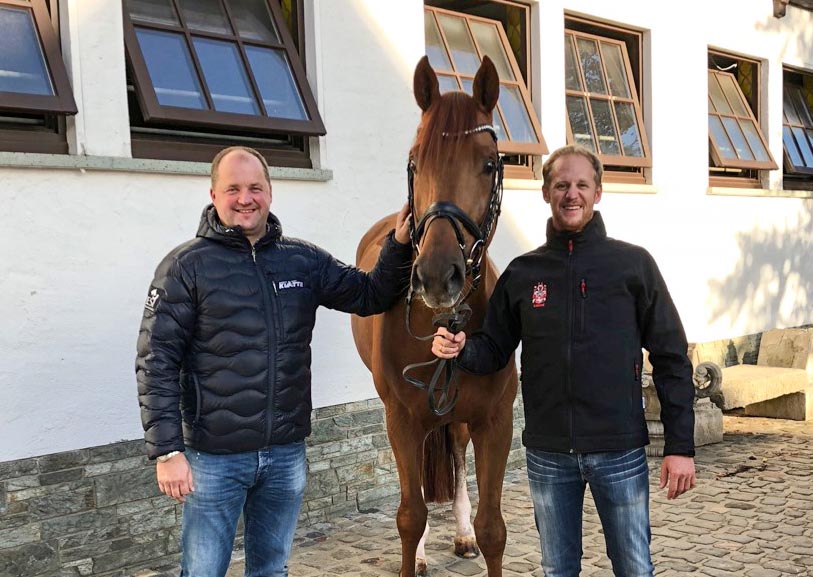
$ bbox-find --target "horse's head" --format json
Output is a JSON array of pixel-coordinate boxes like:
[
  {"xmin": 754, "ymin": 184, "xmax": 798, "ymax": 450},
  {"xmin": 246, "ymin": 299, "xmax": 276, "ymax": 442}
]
[{"xmin": 408, "ymin": 55, "xmax": 502, "ymax": 310}]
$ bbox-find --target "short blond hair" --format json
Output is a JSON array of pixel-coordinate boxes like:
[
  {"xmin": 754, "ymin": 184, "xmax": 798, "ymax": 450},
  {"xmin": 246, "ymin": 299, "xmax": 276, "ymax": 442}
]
[
  {"xmin": 542, "ymin": 145, "xmax": 603, "ymax": 189},
  {"xmin": 210, "ymin": 146, "xmax": 271, "ymax": 188}
]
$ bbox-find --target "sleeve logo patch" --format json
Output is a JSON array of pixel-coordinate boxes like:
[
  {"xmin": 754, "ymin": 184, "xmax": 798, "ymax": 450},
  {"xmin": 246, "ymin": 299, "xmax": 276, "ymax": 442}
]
[{"xmin": 144, "ymin": 287, "xmax": 162, "ymax": 312}]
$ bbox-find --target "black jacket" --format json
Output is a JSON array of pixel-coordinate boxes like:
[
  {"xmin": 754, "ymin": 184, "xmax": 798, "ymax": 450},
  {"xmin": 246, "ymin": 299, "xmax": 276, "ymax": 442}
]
[
  {"xmin": 459, "ymin": 212, "xmax": 695, "ymax": 456},
  {"xmin": 136, "ymin": 205, "xmax": 412, "ymax": 459}
]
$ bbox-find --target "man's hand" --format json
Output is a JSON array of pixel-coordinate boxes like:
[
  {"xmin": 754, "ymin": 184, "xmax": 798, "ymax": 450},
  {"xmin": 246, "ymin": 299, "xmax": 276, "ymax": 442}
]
[
  {"xmin": 660, "ymin": 455, "xmax": 696, "ymax": 499},
  {"xmin": 394, "ymin": 202, "xmax": 411, "ymax": 246},
  {"xmin": 432, "ymin": 327, "xmax": 467, "ymax": 359},
  {"xmin": 156, "ymin": 452, "xmax": 195, "ymax": 503}
]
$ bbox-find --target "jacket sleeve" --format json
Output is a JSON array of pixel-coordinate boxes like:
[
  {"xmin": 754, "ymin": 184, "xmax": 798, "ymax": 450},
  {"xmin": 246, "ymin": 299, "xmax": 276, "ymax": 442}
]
[
  {"xmin": 638, "ymin": 251, "xmax": 695, "ymax": 457},
  {"xmin": 317, "ymin": 230, "xmax": 412, "ymax": 315},
  {"xmin": 135, "ymin": 253, "xmax": 197, "ymax": 459},
  {"xmin": 457, "ymin": 269, "xmax": 521, "ymax": 375}
]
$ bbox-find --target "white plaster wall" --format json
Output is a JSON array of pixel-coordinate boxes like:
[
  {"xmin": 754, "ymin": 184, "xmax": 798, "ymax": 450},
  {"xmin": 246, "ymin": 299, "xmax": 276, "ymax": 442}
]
[{"xmin": 1, "ymin": 0, "xmax": 812, "ymax": 461}]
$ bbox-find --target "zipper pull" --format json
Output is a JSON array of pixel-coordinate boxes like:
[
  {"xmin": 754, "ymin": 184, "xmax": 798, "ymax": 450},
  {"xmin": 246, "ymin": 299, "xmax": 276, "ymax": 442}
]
[
  {"xmin": 251, "ymin": 246, "xmax": 257, "ymax": 263},
  {"xmin": 272, "ymin": 280, "xmax": 278, "ymax": 296},
  {"xmin": 568, "ymin": 239, "xmax": 573, "ymax": 255},
  {"xmin": 580, "ymin": 278, "xmax": 587, "ymax": 299}
]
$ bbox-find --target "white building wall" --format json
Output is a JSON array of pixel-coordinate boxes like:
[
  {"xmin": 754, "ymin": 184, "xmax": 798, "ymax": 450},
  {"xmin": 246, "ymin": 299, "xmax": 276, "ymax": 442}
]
[{"xmin": 1, "ymin": 0, "xmax": 811, "ymax": 461}]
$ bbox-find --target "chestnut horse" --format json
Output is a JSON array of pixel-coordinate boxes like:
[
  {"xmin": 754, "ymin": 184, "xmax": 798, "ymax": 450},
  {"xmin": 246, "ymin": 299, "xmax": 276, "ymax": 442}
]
[{"xmin": 351, "ymin": 56, "xmax": 518, "ymax": 577}]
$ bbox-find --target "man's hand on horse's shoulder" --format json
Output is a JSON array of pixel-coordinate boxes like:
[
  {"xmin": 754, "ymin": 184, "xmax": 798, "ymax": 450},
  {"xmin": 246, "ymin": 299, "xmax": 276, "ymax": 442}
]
[
  {"xmin": 432, "ymin": 327, "xmax": 466, "ymax": 359},
  {"xmin": 394, "ymin": 203, "xmax": 411, "ymax": 246},
  {"xmin": 660, "ymin": 455, "xmax": 696, "ymax": 500}
]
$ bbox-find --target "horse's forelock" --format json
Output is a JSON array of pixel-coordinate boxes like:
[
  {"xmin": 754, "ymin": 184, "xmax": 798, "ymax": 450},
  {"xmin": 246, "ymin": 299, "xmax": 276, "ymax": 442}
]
[{"xmin": 414, "ymin": 92, "xmax": 482, "ymax": 177}]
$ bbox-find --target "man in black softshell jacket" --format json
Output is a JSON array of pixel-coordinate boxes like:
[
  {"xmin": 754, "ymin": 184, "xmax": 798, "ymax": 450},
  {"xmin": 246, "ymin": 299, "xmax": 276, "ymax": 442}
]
[
  {"xmin": 136, "ymin": 146, "xmax": 412, "ymax": 577},
  {"xmin": 433, "ymin": 145, "xmax": 696, "ymax": 577}
]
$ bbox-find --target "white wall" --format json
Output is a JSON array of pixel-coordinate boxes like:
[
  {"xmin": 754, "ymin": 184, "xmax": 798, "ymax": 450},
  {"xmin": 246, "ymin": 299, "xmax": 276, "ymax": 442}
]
[{"xmin": 1, "ymin": 0, "xmax": 812, "ymax": 461}]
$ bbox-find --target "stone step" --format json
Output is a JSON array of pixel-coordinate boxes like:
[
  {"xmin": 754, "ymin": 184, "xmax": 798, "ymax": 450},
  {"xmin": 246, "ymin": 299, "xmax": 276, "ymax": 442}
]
[
  {"xmin": 718, "ymin": 364, "xmax": 808, "ymax": 410},
  {"xmin": 743, "ymin": 386, "xmax": 813, "ymax": 421}
]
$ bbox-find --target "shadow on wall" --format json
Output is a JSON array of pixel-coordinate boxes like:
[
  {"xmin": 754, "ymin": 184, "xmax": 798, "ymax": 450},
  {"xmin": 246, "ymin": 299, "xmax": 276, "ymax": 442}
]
[{"xmin": 707, "ymin": 200, "xmax": 813, "ymax": 331}]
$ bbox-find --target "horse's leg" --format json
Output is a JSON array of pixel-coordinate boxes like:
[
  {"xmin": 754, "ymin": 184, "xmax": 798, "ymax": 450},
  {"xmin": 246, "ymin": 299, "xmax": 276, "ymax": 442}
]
[
  {"xmin": 386, "ymin": 406, "xmax": 429, "ymax": 577},
  {"xmin": 451, "ymin": 422, "xmax": 479, "ymax": 558},
  {"xmin": 415, "ymin": 515, "xmax": 429, "ymax": 576},
  {"xmin": 469, "ymin": 391, "xmax": 515, "ymax": 576}
]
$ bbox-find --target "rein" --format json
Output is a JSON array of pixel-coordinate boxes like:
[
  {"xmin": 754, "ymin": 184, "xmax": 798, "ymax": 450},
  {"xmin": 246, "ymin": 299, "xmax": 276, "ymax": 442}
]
[{"xmin": 402, "ymin": 124, "xmax": 504, "ymax": 416}]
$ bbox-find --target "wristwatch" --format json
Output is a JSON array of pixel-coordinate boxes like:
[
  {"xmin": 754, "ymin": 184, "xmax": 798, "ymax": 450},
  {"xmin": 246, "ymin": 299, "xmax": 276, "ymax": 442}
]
[{"xmin": 156, "ymin": 450, "xmax": 181, "ymax": 463}]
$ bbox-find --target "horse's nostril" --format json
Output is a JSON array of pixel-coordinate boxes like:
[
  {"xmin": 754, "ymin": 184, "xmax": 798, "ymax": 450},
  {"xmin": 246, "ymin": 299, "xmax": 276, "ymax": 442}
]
[
  {"xmin": 447, "ymin": 264, "xmax": 464, "ymax": 294},
  {"xmin": 411, "ymin": 267, "xmax": 425, "ymax": 293}
]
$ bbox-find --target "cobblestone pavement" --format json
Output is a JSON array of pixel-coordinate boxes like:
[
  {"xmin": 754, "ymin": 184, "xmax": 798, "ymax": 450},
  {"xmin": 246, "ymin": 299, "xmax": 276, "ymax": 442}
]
[{"xmin": 192, "ymin": 416, "xmax": 813, "ymax": 576}]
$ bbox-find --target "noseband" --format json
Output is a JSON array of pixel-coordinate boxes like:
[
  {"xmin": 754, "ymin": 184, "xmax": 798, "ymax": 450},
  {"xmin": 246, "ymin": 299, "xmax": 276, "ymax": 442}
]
[{"xmin": 403, "ymin": 124, "xmax": 504, "ymax": 416}]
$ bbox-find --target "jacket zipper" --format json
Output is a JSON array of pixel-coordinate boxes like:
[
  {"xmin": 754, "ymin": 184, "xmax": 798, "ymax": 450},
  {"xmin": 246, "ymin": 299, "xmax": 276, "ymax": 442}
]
[
  {"xmin": 579, "ymin": 277, "xmax": 587, "ymax": 334},
  {"xmin": 567, "ymin": 239, "xmax": 575, "ymax": 453},
  {"xmin": 251, "ymin": 244, "xmax": 279, "ymax": 445}
]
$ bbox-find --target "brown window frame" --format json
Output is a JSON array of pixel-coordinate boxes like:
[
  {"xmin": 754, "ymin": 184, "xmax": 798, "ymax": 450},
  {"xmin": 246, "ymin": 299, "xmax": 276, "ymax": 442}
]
[
  {"xmin": 122, "ymin": 0, "xmax": 325, "ymax": 137},
  {"xmin": 564, "ymin": 18, "xmax": 650, "ymax": 185},
  {"xmin": 782, "ymin": 67, "xmax": 813, "ymax": 180},
  {"xmin": 424, "ymin": 5, "xmax": 547, "ymax": 158}
]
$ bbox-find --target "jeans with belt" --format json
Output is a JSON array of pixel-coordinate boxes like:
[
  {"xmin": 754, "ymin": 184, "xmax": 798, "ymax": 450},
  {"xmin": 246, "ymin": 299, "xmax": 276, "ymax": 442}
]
[
  {"xmin": 180, "ymin": 442, "xmax": 307, "ymax": 577},
  {"xmin": 526, "ymin": 447, "xmax": 654, "ymax": 577}
]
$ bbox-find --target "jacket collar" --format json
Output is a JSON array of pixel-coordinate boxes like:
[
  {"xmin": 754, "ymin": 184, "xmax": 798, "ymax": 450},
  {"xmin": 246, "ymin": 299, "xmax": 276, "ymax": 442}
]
[
  {"xmin": 197, "ymin": 204, "xmax": 283, "ymax": 248},
  {"xmin": 544, "ymin": 211, "xmax": 606, "ymax": 251}
]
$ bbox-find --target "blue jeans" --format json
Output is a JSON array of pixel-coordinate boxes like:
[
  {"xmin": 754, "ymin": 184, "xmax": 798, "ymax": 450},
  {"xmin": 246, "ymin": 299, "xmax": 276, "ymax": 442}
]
[
  {"xmin": 526, "ymin": 447, "xmax": 653, "ymax": 577},
  {"xmin": 181, "ymin": 442, "xmax": 307, "ymax": 577}
]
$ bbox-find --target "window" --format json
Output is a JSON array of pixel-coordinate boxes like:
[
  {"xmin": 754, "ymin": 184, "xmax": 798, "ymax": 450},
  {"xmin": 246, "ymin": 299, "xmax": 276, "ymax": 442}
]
[
  {"xmin": 782, "ymin": 68, "xmax": 813, "ymax": 189},
  {"xmin": 424, "ymin": 1, "xmax": 547, "ymax": 178},
  {"xmin": 0, "ymin": 0, "xmax": 77, "ymax": 154},
  {"xmin": 708, "ymin": 51, "xmax": 777, "ymax": 187},
  {"xmin": 565, "ymin": 18, "xmax": 650, "ymax": 184},
  {"xmin": 123, "ymin": 0, "xmax": 324, "ymax": 166}
]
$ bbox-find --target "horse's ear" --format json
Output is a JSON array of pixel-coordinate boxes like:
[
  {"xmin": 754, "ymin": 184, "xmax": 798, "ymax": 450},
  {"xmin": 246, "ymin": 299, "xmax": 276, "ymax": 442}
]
[
  {"xmin": 414, "ymin": 55, "xmax": 440, "ymax": 112},
  {"xmin": 472, "ymin": 56, "xmax": 499, "ymax": 113}
]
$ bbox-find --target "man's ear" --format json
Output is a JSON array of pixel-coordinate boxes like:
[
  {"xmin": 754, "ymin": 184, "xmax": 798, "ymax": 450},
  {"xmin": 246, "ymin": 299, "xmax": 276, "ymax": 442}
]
[
  {"xmin": 594, "ymin": 185, "xmax": 602, "ymax": 204},
  {"xmin": 542, "ymin": 187, "xmax": 551, "ymax": 204}
]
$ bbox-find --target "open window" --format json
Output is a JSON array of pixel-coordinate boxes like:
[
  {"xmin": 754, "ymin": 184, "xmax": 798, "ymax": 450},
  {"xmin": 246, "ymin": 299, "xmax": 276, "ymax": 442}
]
[
  {"xmin": 123, "ymin": 0, "xmax": 324, "ymax": 166},
  {"xmin": 424, "ymin": 1, "xmax": 547, "ymax": 179},
  {"xmin": 782, "ymin": 67, "xmax": 813, "ymax": 190},
  {"xmin": 564, "ymin": 17, "xmax": 651, "ymax": 185},
  {"xmin": 0, "ymin": 0, "xmax": 77, "ymax": 153},
  {"xmin": 708, "ymin": 51, "xmax": 777, "ymax": 188}
]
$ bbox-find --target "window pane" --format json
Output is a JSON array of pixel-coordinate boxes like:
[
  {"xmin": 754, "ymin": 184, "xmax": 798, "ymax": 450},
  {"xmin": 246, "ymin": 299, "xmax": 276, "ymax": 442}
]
[
  {"xmin": 126, "ymin": 0, "xmax": 179, "ymax": 26},
  {"xmin": 425, "ymin": 11, "xmax": 452, "ymax": 72},
  {"xmin": 470, "ymin": 21, "xmax": 514, "ymax": 82},
  {"xmin": 136, "ymin": 28, "xmax": 206, "ymax": 109},
  {"xmin": 0, "ymin": 6, "xmax": 53, "ymax": 96},
  {"xmin": 567, "ymin": 95, "xmax": 596, "ymax": 151},
  {"xmin": 783, "ymin": 126, "xmax": 804, "ymax": 167},
  {"xmin": 499, "ymin": 84, "xmax": 537, "ymax": 143},
  {"xmin": 600, "ymin": 42, "xmax": 630, "ymax": 98},
  {"xmin": 564, "ymin": 36, "xmax": 582, "ymax": 91},
  {"xmin": 792, "ymin": 126, "xmax": 813, "ymax": 166},
  {"xmin": 228, "ymin": 0, "xmax": 280, "ymax": 43},
  {"xmin": 245, "ymin": 46, "xmax": 307, "ymax": 120},
  {"xmin": 709, "ymin": 115, "xmax": 735, "ymax": 159},
  {"xmin": 192, "ymin": 37, "xmax": 259, "ymax": 115},
  {"xmin": 614, "ymin": 102, "xmax": 643, "ymax": 157},
  {"xmin": 740, "ymin": 119, "xmax": 769, "ymax": 161},
  {"xmin": 461, "ymin": 78, "xmax": 507, "ymax": 140},
  {"xmin": 437, "ymin": 74, "xmax": 459, "ymax": 93},
  {"xmin": 591, "ymin": 98, "xmax": 620, "ymax": 155},
  {"xmin": 438, "ymin": 14, "xmax": 480, "ymax": 75},
  {"xmin": 791, "ymin": 87, "xmax": 813, "ymax": 127},
  {"xmin": 708, "ymin": 72, "xmax": 732, "ymax": 115},
  {"xmin": 722, "ymin": 117, "xmax": 754, "ymax": 160},
  {"xmin": 783, "ymin": 89, "xmax": 801, "ymax": 125},
  {"xmin": 178, "ymin": 0, "xmax": 231, "ymax": 35},
  {"xmin": 576, "ymin": 38, "xmax": 606, "ymax": 95},
  {"xmin": 718, "ymin": 73, "xmax": 749, "ymax": 117}
]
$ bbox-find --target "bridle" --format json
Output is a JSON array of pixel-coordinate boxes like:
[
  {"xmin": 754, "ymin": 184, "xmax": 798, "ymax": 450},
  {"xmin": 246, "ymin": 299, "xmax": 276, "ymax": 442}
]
[{"xmin": 402, "ymin": 124, "xmax": 504, "ymax": 416}]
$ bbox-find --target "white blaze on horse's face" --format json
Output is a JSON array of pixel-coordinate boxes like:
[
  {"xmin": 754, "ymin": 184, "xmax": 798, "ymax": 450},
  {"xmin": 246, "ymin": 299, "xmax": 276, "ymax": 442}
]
[{"xmin": 409, "ymin": 56, "xmax": 500, "ymax": 310}]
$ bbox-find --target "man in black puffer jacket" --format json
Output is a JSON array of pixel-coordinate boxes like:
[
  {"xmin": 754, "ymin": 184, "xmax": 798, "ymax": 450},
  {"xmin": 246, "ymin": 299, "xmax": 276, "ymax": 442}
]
[
  {"xmin": 136, "ymin": 146, "xmax": 411, "ymax": 577},
  {"xmin": 433, "ymin": 145, "xmax": 695, "ymax": 577}
]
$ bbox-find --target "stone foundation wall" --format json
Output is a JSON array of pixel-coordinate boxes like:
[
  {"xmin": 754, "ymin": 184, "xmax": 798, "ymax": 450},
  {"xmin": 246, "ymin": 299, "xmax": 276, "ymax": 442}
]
[{"xmin": 0, "ymin": 396, "xmax": 526, "ymax": 577}]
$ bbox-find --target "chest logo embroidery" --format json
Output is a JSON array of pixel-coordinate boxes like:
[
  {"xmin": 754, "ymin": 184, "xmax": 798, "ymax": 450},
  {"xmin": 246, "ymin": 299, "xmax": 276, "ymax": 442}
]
[
  {"xmin": 278, "ymin": 280, "xmax": 304, "ymax": 290},
  {"xmin": 532, "ymin": 282, "xmax": 547, "ymax": 308}
]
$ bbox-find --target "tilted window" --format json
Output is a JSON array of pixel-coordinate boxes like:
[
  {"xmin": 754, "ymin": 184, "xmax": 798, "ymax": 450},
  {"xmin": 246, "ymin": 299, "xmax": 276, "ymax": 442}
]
[
  {"xmin": 123, "ymin": 0, "xmax": 324, "ymax": 165},
  {"xmin": 0, "ymin": 0, "xmax": 76, "ymax": 153},
  {"xmin": 424, "ymin": 3, "xmax": 547, "ymax": 162},
  {"xmin": 565, "ymin": 19, "xmax": 650, "ymax": 184},
  {"xmin": 782, "ymin": 68, "xmax": 813, "ymax": 180}
]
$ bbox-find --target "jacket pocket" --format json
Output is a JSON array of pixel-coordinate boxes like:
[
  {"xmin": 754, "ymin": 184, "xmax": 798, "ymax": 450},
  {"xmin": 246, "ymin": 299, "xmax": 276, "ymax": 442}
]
[{"xmin": 578, "ymin": 278, "xmax": 587, "ymax": 335}]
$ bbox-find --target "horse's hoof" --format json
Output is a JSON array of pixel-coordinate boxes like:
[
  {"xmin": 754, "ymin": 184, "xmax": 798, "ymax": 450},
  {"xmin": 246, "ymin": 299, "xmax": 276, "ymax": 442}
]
[
  {"xmin": 454, "ymin": 536, "xmax": 480, "ymax": 558},
  {"xmin": 416, "ymin": 557, "xmax": 428, "ymax": 576}
]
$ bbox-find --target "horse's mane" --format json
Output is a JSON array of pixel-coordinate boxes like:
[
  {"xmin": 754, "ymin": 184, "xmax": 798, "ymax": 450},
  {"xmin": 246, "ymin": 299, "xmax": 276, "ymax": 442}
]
[{"xmin": 413, "ymin": 92, "xmax": 482, "ymax": 177}]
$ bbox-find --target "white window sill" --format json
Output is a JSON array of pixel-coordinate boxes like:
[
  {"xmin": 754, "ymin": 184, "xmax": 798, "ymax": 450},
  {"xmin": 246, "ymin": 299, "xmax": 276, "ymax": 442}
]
[
  {"xmin": 0, "ymin": 152, "xmax": 333, "ymax": 182},
  {"xmin": 707, "ymin": 186, "xmax": 812, "ymax": 199}
]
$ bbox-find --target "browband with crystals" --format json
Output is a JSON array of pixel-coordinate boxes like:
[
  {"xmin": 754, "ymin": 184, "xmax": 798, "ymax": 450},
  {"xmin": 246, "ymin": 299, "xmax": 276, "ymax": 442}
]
[{"xmin": 441, "ymin": 124, "xmax": 498, "ymax": 141}]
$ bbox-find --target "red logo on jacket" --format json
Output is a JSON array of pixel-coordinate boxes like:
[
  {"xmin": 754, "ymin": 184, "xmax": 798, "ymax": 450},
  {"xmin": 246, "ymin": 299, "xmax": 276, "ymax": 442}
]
[{"xmin": 532, "ymin": 282, "xmax": 547, "ymax": 308}]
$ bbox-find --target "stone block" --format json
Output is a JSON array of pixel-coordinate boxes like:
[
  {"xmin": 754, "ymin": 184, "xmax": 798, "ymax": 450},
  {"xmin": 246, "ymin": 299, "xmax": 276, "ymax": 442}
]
[
  {"xmin": 719, "ymin": 365, "xmax": 808, "ymax": 409},
  {"xmin": 645, "ymin": 400, "xmax": 723, "ymax": 457},
  {"xmin": 0, "ymin": 541, "xmax": 58, "ymax": 577},
  {"xmin": 744, "ymin": 387, "xmax": 813, "ymax": 421},
  {"xmin": 94, "ymin": 467, "xmax": 160, "ymax": 507},
  {"xmin": 757, "ymin": 328, "xmax": 813, "ymax": 378},
  {"xmin": 0, "ymin": 458, "xmax": 39, "ymax": 481}
]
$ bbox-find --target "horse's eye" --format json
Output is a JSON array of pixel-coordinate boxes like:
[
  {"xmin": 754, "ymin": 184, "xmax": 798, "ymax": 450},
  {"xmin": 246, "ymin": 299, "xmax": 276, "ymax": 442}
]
[{"xmin": 483, "ymin": 160, "xmax": 496, "ymax": 175}]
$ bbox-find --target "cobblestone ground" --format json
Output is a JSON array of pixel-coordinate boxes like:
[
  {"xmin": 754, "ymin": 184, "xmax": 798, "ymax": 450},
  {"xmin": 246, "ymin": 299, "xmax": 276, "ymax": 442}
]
[{"xmin": 162, "ymin": 416, "xmax": 813, "ymax": 576}]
